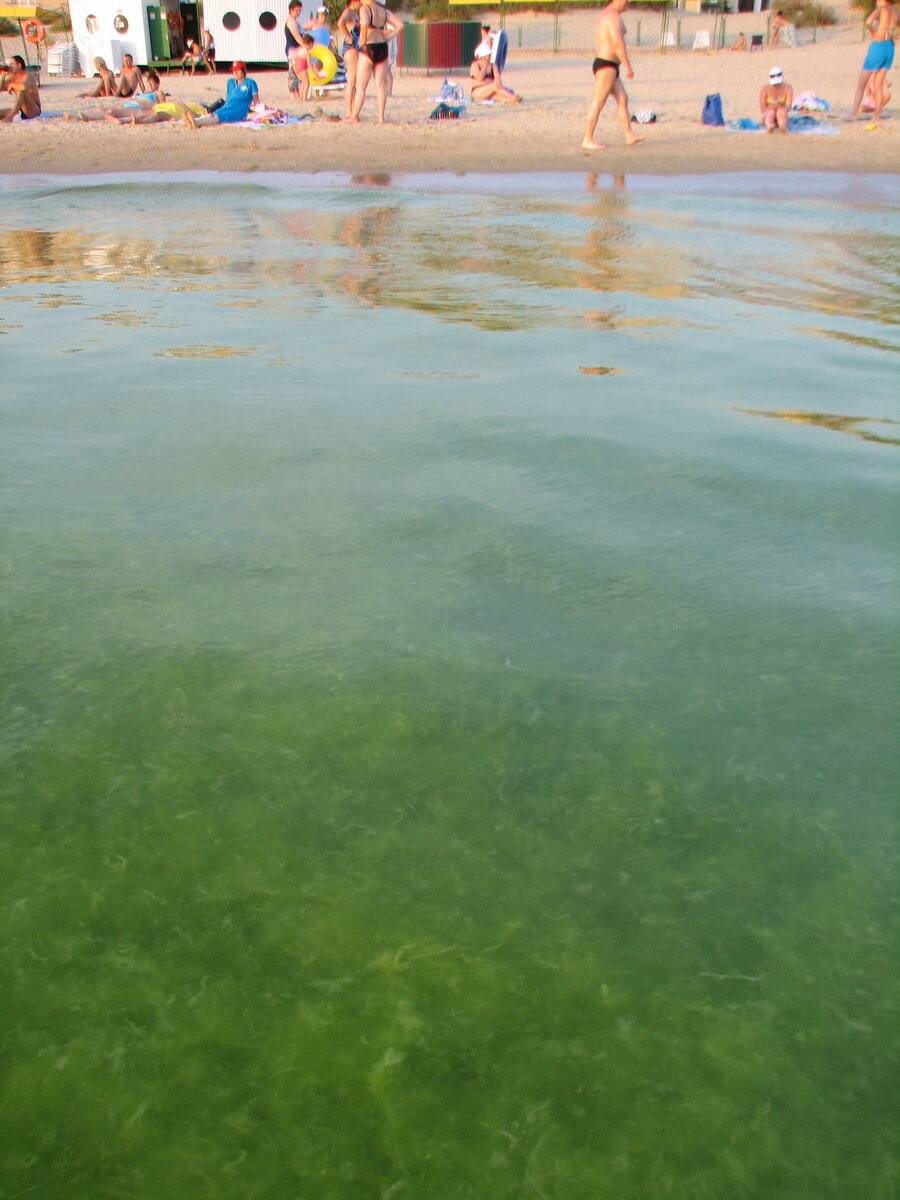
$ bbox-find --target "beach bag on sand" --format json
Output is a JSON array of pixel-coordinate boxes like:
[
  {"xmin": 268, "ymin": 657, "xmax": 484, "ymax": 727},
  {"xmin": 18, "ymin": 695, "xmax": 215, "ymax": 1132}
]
[
  {"xmin": 429, "ymin": 102, "xmax": 463, "ymax": 119},
  {"xmin": 702, "ymin": 93, "xmax": 724, "ymax": 126},
  {"xmin": 438, "ymin": 78, "xmax": 465, "ymax": 103}
]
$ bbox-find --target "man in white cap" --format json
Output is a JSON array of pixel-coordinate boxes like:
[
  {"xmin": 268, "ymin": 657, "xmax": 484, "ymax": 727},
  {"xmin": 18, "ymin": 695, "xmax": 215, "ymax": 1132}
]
[
  {"xmin": 305, "ymin": 5, "xmax": 332, "ymax": 46},
  {"xmin": 759, "ymin": 65, "xmax": 792, "ymax": 133}
]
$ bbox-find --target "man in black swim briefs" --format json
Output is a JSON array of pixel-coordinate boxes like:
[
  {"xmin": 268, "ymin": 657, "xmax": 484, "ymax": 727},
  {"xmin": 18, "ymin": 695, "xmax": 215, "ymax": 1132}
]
[{"xmin": 583, "ymin": 0, "xmax": 643, "ymax": 150}]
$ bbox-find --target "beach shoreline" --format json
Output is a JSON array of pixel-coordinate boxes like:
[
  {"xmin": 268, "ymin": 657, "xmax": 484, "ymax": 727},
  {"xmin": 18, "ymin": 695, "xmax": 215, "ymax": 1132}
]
[{"xmin": 2, "ymin": 36, "xmax": 899, "ymax": 178}]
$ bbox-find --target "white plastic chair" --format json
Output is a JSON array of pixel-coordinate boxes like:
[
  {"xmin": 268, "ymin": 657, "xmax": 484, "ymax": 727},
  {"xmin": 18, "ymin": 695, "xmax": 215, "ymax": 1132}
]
[{"xmin": 692, "ymin": 30, "xmax": 711, "ymax": 49}]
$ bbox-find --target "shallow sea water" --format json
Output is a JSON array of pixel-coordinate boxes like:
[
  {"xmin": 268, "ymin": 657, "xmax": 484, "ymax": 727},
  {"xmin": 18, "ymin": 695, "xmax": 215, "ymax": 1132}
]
[{"xmin": 1, "ymin": 171, "xmax": 898, "ymax": 1199}]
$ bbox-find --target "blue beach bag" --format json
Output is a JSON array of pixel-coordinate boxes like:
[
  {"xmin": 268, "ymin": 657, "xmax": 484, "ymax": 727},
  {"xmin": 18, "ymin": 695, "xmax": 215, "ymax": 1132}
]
[{"xmin": 702, "ymin": 93, "xmax": 724, "ymax": 126}]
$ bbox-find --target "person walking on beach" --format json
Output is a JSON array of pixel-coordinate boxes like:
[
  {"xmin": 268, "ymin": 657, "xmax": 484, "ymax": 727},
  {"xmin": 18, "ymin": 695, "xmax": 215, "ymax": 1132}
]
[
  {"xmin": 582, "ymin": 0, "xmax": 644, "ymax": 150},
  {"xmin": 849, "ymin": 0, "xmax": 897, "ymax": 122},
  {"xmin": 0, "ymin": 55, "xmax": 41, "ymax": 121}
]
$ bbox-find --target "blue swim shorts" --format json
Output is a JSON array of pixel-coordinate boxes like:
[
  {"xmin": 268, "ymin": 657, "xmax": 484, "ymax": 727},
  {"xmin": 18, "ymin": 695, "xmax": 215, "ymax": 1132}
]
[{"xmin": 863, "ymin": 40, "xmax": 895, "ymax": 71}]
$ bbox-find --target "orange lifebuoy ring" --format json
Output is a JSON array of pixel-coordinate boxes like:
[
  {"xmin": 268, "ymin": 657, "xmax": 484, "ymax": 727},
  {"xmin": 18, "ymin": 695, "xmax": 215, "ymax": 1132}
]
[{"xmin": 23, "ymin": 18, "xmax": 46, "ymax": 43}]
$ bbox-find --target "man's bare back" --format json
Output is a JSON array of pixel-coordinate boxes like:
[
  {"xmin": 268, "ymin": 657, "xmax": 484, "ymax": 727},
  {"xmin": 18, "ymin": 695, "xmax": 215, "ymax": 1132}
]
[
  {"xmin": 0, "ymin": 56, "xmax": 41, "ymax": 121},
  {"xmin": 870, "ymin": 0, "xmax": 898, "ymax": 40}
]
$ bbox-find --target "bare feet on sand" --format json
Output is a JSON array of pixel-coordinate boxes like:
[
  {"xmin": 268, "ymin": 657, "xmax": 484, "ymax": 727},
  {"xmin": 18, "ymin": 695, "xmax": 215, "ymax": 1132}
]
[{"xmin": 582, "ymin": 138, "xmax": 608, "ymax": 150}]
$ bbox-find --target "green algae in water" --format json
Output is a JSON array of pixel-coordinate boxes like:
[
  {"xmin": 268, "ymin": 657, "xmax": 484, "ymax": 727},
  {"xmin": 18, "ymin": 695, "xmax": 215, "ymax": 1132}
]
[{"xmin": 1, "ymin": 176, "xmax": 898, "ymax": 1200}]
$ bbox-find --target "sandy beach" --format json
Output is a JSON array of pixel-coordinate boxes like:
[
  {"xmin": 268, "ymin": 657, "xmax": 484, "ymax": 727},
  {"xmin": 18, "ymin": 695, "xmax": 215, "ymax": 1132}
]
[{"xmin": 2, "ymin": 25, "xmax": 899, "ymax": 177}]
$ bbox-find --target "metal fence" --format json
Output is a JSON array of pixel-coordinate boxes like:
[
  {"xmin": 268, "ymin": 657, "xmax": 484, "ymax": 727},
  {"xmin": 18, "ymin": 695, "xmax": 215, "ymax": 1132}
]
[{"xmin": 496, "ymin": 8, "xmax": 850, "ymax": 52}]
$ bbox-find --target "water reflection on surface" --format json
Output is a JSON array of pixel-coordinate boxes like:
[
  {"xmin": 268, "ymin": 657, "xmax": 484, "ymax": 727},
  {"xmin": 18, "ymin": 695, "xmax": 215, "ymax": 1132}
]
[
  {"xmin": 1, "ymin": 176, "xmax": 897, "ymax": 1200},
  {"xmin": 4, "ymin": 177, "xmax": 896, "ymax": 335},
  {"xmin": 741, "ymin": 408, "xmax": 900, "ymax": 444}
]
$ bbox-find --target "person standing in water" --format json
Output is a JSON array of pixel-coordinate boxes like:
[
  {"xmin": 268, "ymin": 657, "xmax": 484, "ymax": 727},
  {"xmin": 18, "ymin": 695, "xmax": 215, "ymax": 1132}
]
[
  {"xmin": 582, "ymin": 0, "xmax": 644, "ymax": 150},
  {"xmin": 849, "ymin": 0, "xmax": 897, "ymax": 122}
]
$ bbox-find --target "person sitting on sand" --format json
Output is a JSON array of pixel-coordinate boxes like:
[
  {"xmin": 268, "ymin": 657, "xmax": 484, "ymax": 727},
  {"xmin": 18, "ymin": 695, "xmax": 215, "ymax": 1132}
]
[
  {"xmin": 470, "ymin": 30, "xmax": 521, "ymax": 102},
  {"xmin": 582, "ymin": 0, "xmax": 644, "ymax": 150},
  {"xmin": 471, "ymin": 70, "xmax": 521, "ymax": 103},
  {"xmin": 78, "ymin": 56, "xmax": 118, "ymax": 97},
  {"xmin": 730, "ymin": 32, "xmax": 747, "ymax": 51},
  {"xmin": 0, "ymin": 55, "xmax": 41, "ymax": 121},
  {"xmin": 470, "ymin": 25, "xmax": 496, "ymax": 82},
  {"xmin": 184, "ymin": 61, "xmax": 260, "ymax": 125},
  {"xmin": 114, "ymin": 54, "xmax": 144, "ymax": 97},
  {"xmin": 180, "ymin": 39, "xmax": 214, "ymax": 75},
  {"xmin": 861, "ymin": 71, "xmax": 892, "ymax": 112},
  {"xmin": 760, "ymin": 65, "xmax": 792, "ymax": 132}
]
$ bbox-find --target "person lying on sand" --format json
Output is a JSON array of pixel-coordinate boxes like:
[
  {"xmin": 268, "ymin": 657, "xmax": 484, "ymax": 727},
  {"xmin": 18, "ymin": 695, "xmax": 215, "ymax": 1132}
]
[
  {"xmin": 66, "ymin": 73, "xmax": 166, "ymax": 120},
  {"xmin": 582, "ymin": 0, "xmax": 644, "ymax": 149},
  {"xmin": 0, "ymin": 55, "xmax": 41, "ymax": 121},
  {"xmin": 108, "ymin": 98, "xmax": 208, "ymax": 124},
  {"xmin": 760, "ymin": 65, "xmax": 792, "ymax": 132}
]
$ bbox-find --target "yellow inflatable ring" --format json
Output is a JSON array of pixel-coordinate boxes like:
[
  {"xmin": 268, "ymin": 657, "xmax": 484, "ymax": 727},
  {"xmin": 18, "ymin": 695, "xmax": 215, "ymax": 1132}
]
[
  {"xmin": 24, "ymin": 18, "xmax": 46, "ymax": 42},
  {"xmin": 307, "ymin": 43, "xmax": 337, "ymax": 85}
]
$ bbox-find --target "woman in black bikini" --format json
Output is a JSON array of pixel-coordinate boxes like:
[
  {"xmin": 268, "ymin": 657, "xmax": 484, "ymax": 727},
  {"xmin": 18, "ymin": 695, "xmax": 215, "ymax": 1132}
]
[{"xmin": 345, "ymin": 0, "xmax": 401, "ymax": 123}]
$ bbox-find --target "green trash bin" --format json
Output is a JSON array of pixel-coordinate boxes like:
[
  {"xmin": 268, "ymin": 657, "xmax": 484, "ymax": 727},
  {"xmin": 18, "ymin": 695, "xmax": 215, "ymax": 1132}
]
[{"xmin": 399, "ymin": 22, "xmax": 427, "ymax": 68}]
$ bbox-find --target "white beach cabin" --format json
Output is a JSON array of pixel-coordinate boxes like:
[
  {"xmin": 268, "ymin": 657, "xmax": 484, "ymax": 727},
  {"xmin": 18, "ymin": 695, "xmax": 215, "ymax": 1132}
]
[{"xmin": 67, "ymin": 0, "xmax": 292, "ymax": 68}]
